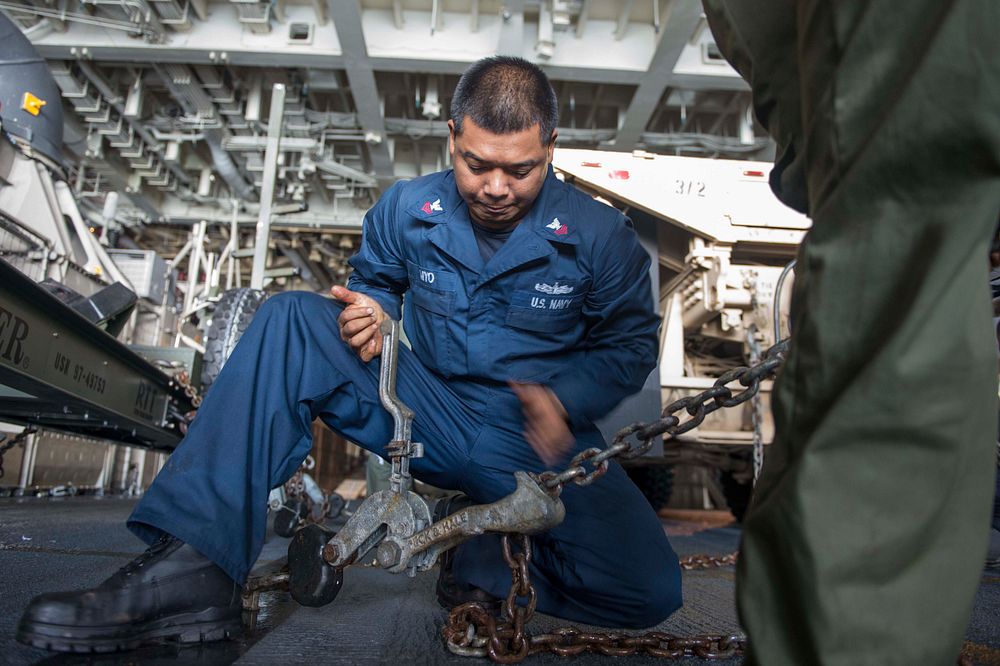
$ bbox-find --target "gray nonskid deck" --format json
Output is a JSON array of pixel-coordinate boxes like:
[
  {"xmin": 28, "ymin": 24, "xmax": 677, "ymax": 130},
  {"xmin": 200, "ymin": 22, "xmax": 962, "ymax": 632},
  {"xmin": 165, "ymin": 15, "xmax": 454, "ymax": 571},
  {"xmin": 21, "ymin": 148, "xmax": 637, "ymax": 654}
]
[{"xmin": 1, "ymin": 497, "xmax": 997, "ymax": 665}]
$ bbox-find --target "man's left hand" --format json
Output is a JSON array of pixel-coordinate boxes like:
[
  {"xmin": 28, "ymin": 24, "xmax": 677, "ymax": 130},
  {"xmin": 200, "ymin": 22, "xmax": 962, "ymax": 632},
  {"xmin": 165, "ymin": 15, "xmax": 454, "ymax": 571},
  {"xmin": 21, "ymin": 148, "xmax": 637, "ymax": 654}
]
[{"xmin": 510, "ymin": 381, "xmax": 574, "ymax": 467}]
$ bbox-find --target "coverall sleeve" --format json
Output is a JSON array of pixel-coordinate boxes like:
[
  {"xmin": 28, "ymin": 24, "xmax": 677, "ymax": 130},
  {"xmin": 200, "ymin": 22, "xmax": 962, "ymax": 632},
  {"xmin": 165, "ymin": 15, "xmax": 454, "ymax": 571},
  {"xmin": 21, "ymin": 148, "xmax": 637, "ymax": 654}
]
[
  {"xmin": 547, "ymin": 218, "xmax": 659, "ymax": 427},
  {"xmin": 346, "ymin": 183, "xmax": 409, "ymax": 320}
]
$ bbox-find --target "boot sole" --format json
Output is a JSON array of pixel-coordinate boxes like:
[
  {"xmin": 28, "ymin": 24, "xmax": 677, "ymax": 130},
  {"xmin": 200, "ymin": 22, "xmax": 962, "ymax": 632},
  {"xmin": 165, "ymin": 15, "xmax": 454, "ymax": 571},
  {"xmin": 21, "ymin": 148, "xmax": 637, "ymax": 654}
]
[{"xmin": 16, "ymin": 606, "xmax": 241, "ymax": 654}]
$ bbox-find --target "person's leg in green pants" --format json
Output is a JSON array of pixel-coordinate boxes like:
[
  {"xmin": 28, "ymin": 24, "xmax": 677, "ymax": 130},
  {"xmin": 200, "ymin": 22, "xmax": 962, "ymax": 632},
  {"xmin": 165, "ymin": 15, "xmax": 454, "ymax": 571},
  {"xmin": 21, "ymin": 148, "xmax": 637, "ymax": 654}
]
[{"xmin": 703, "ymin": 2, "xmax": 1000, "ymax": 664}]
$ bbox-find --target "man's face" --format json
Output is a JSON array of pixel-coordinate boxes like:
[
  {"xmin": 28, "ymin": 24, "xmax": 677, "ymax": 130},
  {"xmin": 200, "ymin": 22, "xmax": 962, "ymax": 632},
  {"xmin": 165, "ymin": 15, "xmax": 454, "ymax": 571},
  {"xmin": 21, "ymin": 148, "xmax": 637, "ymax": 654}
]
[{"xmin": 449, "ymin": 117, "xmax": 555, "ymax": 229}]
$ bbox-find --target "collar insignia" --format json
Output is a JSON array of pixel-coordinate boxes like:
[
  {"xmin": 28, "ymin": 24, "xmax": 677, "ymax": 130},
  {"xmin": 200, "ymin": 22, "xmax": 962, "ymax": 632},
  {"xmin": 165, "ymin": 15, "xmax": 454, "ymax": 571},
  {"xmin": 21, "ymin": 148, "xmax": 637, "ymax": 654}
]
[
  {"xmin": 421, "ymin": 198, "xmax": 443, "ymax": 215},
  {"xmin": 546, "ymin": 217, "xmax": 568, "ymax": 236}
]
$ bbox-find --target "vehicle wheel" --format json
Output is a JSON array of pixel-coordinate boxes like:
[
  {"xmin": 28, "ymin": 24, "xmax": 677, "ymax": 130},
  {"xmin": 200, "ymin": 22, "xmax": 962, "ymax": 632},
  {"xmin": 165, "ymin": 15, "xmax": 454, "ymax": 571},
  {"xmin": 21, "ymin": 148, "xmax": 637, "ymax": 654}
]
[
  {"xmin": 626, "ymin": 465, "xmax": 674, "ymax": 512},
  {"xmin": 720, "ymin": 472, "xmax": 753, "ymax": 522},
  {"xmin": 200, "ymin": 288, "xmax": 267, "ymax": 394}
]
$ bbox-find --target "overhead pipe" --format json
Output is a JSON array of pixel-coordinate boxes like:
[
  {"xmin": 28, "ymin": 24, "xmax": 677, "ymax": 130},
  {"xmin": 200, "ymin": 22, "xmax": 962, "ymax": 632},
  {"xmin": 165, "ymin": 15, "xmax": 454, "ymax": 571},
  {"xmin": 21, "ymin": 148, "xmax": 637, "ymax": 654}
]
[
  {"xmin": 0, "ymin": 2, "xmax": 158, "ymax": 37},
  {"xmin": 204, "ymin": 128, "xmax": 258, "ymax": 202},
  {"xmin": 152, "ymin": 63, "xmax": 256, "ymax": 201}
]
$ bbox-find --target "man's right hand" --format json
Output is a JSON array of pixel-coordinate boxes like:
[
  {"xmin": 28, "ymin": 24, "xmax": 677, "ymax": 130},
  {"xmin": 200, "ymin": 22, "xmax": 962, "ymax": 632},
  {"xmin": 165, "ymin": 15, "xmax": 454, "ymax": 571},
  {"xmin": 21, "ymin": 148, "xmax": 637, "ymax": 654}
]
[{"xmin": 330, "ymin": 285, "xmax": 387, "ymax": 362}]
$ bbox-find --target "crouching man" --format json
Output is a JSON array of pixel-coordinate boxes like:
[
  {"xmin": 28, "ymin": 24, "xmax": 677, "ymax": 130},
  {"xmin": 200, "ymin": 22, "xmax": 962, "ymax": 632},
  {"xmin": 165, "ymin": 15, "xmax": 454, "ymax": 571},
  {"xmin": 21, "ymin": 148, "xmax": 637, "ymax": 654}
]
[{"xmin": 18, "ymin": 56, "xmax": 681, "ymax": 653}]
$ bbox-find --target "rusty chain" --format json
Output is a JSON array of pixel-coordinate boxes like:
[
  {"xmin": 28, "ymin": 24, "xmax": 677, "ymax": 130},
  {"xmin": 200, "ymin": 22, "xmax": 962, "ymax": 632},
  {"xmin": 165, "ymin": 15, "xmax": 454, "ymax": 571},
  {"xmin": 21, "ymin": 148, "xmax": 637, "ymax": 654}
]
[
  {"xmin": 169, "ymin": 370, "xmax": 202, "ymax": 409},
  {"xmin": 746, "ymin": 327, "xmax": 765, "ymax": 485},
  {"xmin": 443, "ymin": 535, "xmax": 746, "ymax": 663},
  {"xmin": 443, "ymin": 341, "xmax": 789, "ymax": 662},
  {"xmin": 536, "ymin": 338, "xmax": 789, "ymax": 497},
  {"xmin": 679, "ymin": 552, "xmax": 739, "ymax": 570},
  {"xmin": 282, "ymin": 462, "xmax": 331, "ymax": 526}
]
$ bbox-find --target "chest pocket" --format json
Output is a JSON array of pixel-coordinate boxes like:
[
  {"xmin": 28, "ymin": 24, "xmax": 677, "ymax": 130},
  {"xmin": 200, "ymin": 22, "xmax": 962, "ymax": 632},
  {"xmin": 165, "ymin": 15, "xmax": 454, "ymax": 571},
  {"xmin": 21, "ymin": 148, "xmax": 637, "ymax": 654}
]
[
  {"xmin": 406, "ymin": 260, "xmax": 456, "ymax": 316},
  {"xmin": 505, "ymin": 290, "xmax": 583, "ymax": 332}
]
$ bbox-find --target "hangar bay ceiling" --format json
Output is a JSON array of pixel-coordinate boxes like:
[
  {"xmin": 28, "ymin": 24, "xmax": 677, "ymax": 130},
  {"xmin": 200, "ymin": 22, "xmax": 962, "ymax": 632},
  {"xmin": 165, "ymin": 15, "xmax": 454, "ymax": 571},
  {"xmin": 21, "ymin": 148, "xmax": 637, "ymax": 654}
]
[{"xmin": 1, "ymin": 0, "xmax": 766, "ymax": 274}]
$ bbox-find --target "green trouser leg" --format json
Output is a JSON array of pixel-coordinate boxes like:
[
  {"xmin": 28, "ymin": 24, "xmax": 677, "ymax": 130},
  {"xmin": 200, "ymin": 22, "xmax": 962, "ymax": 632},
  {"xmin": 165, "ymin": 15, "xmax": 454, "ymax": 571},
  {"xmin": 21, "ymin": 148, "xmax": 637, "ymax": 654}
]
[{"xmin": 703, "ymin": 1, "xmax": 1000, "ymax": 664}]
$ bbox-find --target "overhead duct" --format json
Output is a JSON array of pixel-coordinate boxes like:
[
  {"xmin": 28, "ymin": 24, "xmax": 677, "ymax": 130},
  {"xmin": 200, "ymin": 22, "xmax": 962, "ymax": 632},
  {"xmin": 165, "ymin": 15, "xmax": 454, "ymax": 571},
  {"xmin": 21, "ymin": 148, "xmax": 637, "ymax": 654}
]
[
  {"xmin": 153, "ymin": 63, "xmax": 257, "ymax": 202},
  {"xmin": 314, "ymin": 159, "xmax": 377, "ymax": 187},
  {"xmin": 204, "ymin": 128, "xmax": 258, "ymax": 202}
]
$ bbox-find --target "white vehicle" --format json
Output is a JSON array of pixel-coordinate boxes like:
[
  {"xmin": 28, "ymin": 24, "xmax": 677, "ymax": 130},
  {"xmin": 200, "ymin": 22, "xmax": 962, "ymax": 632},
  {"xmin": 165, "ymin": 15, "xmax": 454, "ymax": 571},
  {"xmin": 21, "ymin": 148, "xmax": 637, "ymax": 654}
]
[{"xmin": 554, "ymin": 148, "xmax": 810, "ymax": 518}]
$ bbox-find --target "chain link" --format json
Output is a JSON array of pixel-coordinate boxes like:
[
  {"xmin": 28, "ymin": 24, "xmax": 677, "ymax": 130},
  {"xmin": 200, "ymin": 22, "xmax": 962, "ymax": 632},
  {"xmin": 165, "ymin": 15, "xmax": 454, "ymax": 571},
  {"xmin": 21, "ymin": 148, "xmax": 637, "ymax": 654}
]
[
  {"xmin": 443, "ymin": 342, "xmax": 790, "ymax": 662},
  {"xmin": 280, "ymin": 462, "xmax": 331, "ymax": 526},
  {"xmin": 443, "ymin": 535, "xmax": 746, "ymax": 663},
  {"xmin": 536, "ymin": 338, "xmax": 789, "ymax": 497},
  {"xmin": 0, "ymin": 426, "xmax": 37, "ymax": 480},
  {"xmin": 679, "ymin": 552, "xmax": 739, "ymax": 570},
  {"xmin": 170, "ymin": 371, "xmax": 202, "ymax": 409},
  {"xmin": 746, "ymin": 327, "xmax": 765, "ymax": 485}
]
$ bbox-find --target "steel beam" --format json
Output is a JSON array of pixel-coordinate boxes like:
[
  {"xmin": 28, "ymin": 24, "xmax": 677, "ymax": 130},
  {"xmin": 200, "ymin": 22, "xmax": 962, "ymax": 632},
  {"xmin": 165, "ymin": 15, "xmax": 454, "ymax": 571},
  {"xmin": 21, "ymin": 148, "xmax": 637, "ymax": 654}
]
[
  {"xmin": 32, "ymin": 44, "xmax": 744, "ymax": 92},
  {"xmin": 671, "ymin": 73, "xmax": 748, "ymax": 92},
  {"xmin": 250, "ymin": 83, "xmax": 286, "ymax": 291},
  {"xmin": 576, "ymin": 0, "xmax": 590, "ymax": 37},
  {"xmin": 32, "ymin": 41, "xmax": 348, "ymax": 69},
  {"xmin": 430, "ymin": 0, "xmax": 442, "ymax": 35},
  {"xmin": 614, "ymin": 0, "xmax": 636, "ymax": 40},
  {"xmin": 392, "ymin": 0, "xmax": 404, "ymax": 29},
  {"xmin": 17, "ymin": 431, "xmax": 37, "ymax": 490},
  {"xmin": 610, "ymin": 0, "xmax": 704, "ymax": 150},
  {"xmin": 707, "ymin": 91, "xmax": 745, "ymax": 134},
  {"xmin": 497, "ymin": 0, "xmax": 525, "ymax": 55},
  {"xmin": 329, "ymin": 0, "xmax": 395, "ymax": 192}
]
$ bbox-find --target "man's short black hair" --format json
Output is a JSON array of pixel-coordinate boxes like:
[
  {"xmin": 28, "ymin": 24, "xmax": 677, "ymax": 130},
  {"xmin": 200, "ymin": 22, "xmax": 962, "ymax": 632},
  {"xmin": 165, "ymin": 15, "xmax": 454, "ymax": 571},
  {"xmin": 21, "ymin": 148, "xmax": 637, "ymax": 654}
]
[{"xmin": 450, "ymin": 56, "xmax": 558, "ymax": 145}]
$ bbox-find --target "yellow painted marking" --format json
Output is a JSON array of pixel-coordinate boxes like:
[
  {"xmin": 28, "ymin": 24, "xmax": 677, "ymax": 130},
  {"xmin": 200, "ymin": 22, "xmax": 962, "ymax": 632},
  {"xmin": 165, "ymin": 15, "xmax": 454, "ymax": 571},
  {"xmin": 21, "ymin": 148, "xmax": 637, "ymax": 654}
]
[{"xmin": 21, "ymin": 92, "xmax": 47, "ymax": 116}]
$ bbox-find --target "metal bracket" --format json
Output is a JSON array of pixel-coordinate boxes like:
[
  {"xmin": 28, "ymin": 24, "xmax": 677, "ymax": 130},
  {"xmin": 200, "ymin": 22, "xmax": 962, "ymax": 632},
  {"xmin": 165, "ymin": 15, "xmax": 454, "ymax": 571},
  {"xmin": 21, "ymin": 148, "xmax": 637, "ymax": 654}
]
[
  {"xmin": 322, "ymin": 489, "xmax": 431, "ymax": 575},
  {"xmin": 316, "ymin": 319, "xmax": 564, "ymax": 579},
  {"xmin": 375, "ymin": 471, "xmax": 566, "ymax": 574}
]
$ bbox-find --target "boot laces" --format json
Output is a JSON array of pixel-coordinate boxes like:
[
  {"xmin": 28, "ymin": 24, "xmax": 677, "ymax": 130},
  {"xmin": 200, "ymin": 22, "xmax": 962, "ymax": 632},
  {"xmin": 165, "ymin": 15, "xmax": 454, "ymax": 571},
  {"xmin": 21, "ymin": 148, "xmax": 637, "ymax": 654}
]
[{"xmin": 118, "ymin": 534, "xmax": 175, "ymax": 577}]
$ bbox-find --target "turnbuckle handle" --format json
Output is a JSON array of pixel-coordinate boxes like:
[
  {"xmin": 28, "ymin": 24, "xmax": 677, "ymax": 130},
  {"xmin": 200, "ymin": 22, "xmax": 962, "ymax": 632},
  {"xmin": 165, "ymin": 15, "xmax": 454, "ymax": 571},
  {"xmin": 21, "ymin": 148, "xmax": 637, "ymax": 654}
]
[{"xmin": 378, "ymin": 318, "xmax": 416, "ymax": 447}]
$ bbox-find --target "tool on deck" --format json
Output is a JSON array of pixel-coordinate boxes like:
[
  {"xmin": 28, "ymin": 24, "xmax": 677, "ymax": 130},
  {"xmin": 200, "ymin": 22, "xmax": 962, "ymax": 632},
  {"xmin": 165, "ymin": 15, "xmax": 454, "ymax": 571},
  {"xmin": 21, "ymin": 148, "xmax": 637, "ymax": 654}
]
[{"xmin": 285, "ymin": 319, "xmax": 565, "ymax": 607}]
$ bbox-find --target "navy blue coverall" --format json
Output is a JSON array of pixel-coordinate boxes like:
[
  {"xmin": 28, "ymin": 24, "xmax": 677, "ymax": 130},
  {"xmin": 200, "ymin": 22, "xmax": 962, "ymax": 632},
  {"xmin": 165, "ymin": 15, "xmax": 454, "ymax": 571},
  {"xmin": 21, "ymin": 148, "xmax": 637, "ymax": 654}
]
[{"xmin": 128, "ymin": 168, "xmax": 682, "ymax": 628}]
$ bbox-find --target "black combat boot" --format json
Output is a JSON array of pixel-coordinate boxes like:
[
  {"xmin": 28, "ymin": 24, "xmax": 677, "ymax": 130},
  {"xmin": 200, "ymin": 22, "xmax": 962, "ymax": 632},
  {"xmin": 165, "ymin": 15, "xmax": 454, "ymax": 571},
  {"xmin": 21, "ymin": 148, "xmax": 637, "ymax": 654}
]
[
  {"xmin": 433, "ymin": 494, "xmax": 502, "ymax": 614},
  {"xmin": 17, "ymin": 534, "xmax": 242, "ymax": 653}
]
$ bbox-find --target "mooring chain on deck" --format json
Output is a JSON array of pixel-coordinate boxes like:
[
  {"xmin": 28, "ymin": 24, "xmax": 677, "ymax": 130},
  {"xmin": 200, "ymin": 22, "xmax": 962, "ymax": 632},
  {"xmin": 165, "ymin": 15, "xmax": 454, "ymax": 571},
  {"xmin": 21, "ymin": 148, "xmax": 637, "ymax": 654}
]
[
  {"xmin": 533, "ymin": 338, "xmax": 790, "ymax": 498},
  {"xmin": 443, "ymin": 535, "xmax": 747, "ymax": 663},
  {"xmin": 678, "ymin": 552, "xmax": 739, "ymax": 571},
  {"xmin": 443, "ymin": 342, "xmax": 790, "ymax": 662}
]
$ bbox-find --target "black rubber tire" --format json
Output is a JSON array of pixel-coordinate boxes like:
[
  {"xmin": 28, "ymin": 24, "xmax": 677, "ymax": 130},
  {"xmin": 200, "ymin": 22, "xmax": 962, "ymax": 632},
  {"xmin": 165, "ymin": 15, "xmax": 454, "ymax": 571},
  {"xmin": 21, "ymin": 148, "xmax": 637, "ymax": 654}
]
[
  {"xmin": 720, "ymin": 472, "xmax": 753, "ymax": 522},
  {"xmin": 200, "ymin": 288, "xmax": 267, "ymax": 394},
  {"xmin": 626, "ymin": 465, "xmax": 674, "ymax": 512}
]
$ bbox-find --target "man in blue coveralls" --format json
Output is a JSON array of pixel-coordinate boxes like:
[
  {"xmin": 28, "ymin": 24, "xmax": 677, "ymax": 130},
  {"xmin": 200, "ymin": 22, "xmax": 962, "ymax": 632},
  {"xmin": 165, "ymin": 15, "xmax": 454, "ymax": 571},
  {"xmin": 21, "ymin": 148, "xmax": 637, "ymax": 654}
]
[{"xmin": 18, "ymin": 56, "xmax": 682, "ymax": 653}]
